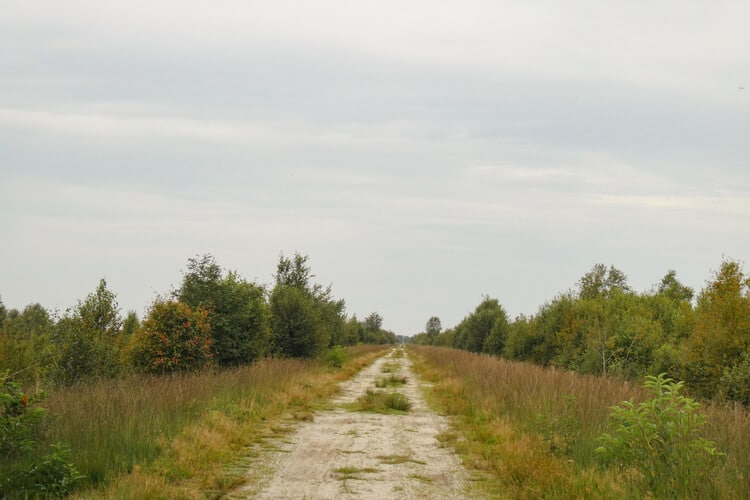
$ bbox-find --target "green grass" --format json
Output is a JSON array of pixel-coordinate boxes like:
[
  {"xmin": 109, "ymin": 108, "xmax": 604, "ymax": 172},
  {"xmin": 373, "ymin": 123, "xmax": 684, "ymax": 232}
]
[
  {"xmin": 409, "ymin": 345, "xmax": 750, "ymax": 498},
  {"xmin": 345, "ymin": 389, "xmax": 412, "ymax": 414},
  {"xmin": 334, "ymin": 466, "xmax": 381, "ymax": 480},
  {"xmin": 380, "ymin": 362, "xmax": 401, "ymax": 374},
  {"xmin": 374, "ymin": 374, "xmax": 407, "ymax": 388},
  {"xmin": 377, "ymin": 454, "xmax": 426, "ymax": 465}
]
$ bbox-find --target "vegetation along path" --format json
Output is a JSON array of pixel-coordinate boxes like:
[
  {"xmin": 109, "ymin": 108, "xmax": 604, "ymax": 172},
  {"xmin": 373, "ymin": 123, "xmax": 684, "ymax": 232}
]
[{"xmin": 233, "ymin": 347, "xmax": 474, "ymax": 499}]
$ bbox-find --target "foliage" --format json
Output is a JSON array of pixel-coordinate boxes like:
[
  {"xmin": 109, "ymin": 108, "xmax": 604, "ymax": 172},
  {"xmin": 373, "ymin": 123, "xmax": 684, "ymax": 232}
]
[
  {"xmin": 453, "ymin": 296, "xmax": 508, "ymax": 353},
  {"xmin": 270, "ymin": 284, "xmax": 325, "ymax": 357},
  {"xmin": 0, "ymin": 303, "xmax": 57, "ymax": 387},
  {"xmin": 1, "ymin": 375, "xmax": 82, "ymax": 498},
  {"xmin": 270, "ymin": 253, "xmax": 353, "ymax": 357},
  {"xmin": 324, "ymin": 345, "xmax": 348, "ymax": 368},
  {"xmin": 1, "ymin": 374, "xmax": 46, "ymax": 455},
  {"xmin": 177, "ymin": 254, "xmax": 270, "ymax": 366},
  {"xmin": 52, "ymin": 278, "xmax": 123, "ymax": 385},
  {"xmin": 22, "ymin": 442, "xmax": 84, "ymax": 497},
  {"xmin": 425, "ymin": 316, "xmax": 441, "ymax": 342},
  {"xmin": 131, "ymin": 300, "xmax": 213, "ymax": 373},
  {"xmin": 577, "ymin": 263, "xmax": 631, "ymax": 300},
  {"xmin": 596, "ymin": 373, "xmax": 723, "ymax": 496},
  {"xmin": 683, "ymin": 260, "xmax": 750, "ymax": 399}
]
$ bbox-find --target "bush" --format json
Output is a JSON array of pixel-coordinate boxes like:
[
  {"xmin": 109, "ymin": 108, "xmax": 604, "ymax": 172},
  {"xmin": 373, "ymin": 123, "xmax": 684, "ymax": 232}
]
[
  {"xmin": 596, "ymin": 373, "xmax": 723, "ymax": 496},
  {"xmin": 1, "ymin": 375, "xmax": 82, "ymax": 497},
  {"xmin": 1, "ymin": 374, "xmax": 46, "ymax": 455},
  {"xmin": 324, "ymin": 345, "xmax": 348, "ymax": 368},
  {"xmin": 24, "ymin": 443, "xmax": 84, "ymax": 497},
  {"xmin": 130, "ymin": 300, "xmax": 213, "ymax": 373}
]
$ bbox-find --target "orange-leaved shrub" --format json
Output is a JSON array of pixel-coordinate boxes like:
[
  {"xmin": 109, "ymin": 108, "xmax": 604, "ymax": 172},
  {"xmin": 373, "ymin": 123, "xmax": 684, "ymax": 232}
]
[{"xmin": 130, "ymin": 300, "xmax": 212, "ymax": 373}]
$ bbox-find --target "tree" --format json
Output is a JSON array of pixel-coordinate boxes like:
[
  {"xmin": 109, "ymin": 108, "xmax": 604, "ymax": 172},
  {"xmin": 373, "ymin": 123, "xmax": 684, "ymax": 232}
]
[
  {"xmin": 364, "ymin": 312, "xmax": 383, "ymax": 334},
  {"xmin": 0, "ymin": 297, "xmax": 6, "ymax": 329},
  {"xmin": 683, "ymin": 259, "xmax": 750, "ymax": 399},
  {"xmin": 270, "ymin": 253, "xmax": 350, "ymax": 356},
  {"xmin": 177, "ymin": 255, "xmax": 270, "ymax": 365},
  {"xmin": 275, "ymin": 252, "xmax": 313, "ymax": 290},
  {"xmin": 453, "ymin": 297, "xmax": 508, "ymax": 353},
  {"xmin": 270, "ymin": 285, "xmax": 323, "ymax": 357},
  {"xmin": 578, "ymin": 264, "xmax": 631, "ymax": 300},
  {"xmin": 657, "ymin": 270, "xmax": 694, "ymax": 303},
  {"xmin": 53, "ymin": 279, "xmax": 123, "ymax": 385},
  {"xmin": 425, "ymin": 316, "xmax": 442, "ymax": 343},
  {"xmin": 0, "ymin": 304, "xmax": 56, "ymax": 386},
  {"xmin": 131, "ymin": 300, "xmax": 212, "ymax": 373}
]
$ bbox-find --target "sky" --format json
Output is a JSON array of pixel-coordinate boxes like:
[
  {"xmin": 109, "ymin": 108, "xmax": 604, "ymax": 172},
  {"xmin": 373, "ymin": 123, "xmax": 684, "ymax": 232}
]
[{"xmin": 1, "ymin": 1, "xmax": 749, "ymax": 335}]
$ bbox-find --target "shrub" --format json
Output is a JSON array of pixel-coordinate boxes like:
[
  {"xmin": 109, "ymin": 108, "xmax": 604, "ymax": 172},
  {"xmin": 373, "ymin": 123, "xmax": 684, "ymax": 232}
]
[
  {"xmin": 24, "ymin": 443, "xmax": 84, "ymax": 497},
  {"xmin": 1, "ymin": 375, "xmax": 82, "ymax": 497},
  {"xmin": 1, "ymin": 374, "xmax": 46, "ymax": 455},
  {"xmin": 324, "ymin": 345, "xmax": 348, "ymax": 368},
  {"xmin": 130, "ymin": 300, "xmax": 213, "ymax": 373},
  {"xmin": 596, "ymin": 373, "xmax": 723, "ymax": 496}
]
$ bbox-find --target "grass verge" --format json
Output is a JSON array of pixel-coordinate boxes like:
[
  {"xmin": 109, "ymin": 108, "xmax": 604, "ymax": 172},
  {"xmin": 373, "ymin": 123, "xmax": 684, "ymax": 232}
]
[
  {"xmin": 35, "ymin": 344, "xmax": 389, "ymax": 498},
  {"xmin": 409, "ymin": 345, "xmax": 750, "ymax": 499}
]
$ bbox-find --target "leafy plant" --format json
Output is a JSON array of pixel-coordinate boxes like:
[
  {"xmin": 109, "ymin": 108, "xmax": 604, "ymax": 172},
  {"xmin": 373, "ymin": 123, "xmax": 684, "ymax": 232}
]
[
  {"xmin": 596, "ymin": 373, "xmax": 723, "ymax": 496},
  {"xmin": 25, "ymin": 443, "xmax": 84, "ymax": 497},
  {"xmin": 324, "ymin": 345, "xmax": 348, "ymax": 368},
  {"xmin": 130, "ymin": 300, "xmax": 213, "ymax": 373},
  {"xmin": 1, "ymin": 374, "xmax": 46, "ymax": 455}
]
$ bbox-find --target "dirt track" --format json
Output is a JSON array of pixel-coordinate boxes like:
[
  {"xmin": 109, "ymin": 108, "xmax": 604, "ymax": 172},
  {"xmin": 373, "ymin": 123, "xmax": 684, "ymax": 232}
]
[{"xmin": 235, "ymin": 347, "xmax": 473, "ymax": 499}]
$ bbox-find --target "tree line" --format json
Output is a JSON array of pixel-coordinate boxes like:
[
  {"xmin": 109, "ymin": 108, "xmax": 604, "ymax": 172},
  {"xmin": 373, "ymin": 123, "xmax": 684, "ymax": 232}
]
[
  {"xmin": 411, "ymin": 259, "xmax": 750, "ymax": 405},
  {"xmin": 0, "ymin": 252, "xmax": 397, "ymax": 387}
]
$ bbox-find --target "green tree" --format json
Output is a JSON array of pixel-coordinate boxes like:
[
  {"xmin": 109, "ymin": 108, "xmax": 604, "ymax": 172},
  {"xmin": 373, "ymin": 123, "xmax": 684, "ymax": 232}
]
[
  {"xmin": 425, "ymin": 316, "xmax": 441, "ymax": 344},
  {"xmin": 53, "ymin": 279, "xmax": 123, "ymax": 385},
  {"xmin": 0, "ymin": 297, "xmax": 6, "ymax": 329},
  {"xmin": 177, "ymin": 255, "xmax": 270, "ymax": 365},
  {"xmin": 364, "ymin": 312, "xmax": 383, "ymax": 335},
  {"xmin": 683, "ymin": 259, "xmax": 750, "ymax": 399},
  {"xmin": 130, "ymin": 300, "xmax": 212, "ymax": 373},
  {"xmin": 269, "ymin": 253, "xmax": 345, "ymax": 356},
  {"xmin": 270, "ymin": 285, "xmax": 323, "ymax": 357},
  {"xmin": 0, "ymin": 304, "xmax": 56, "ymax": 387},
  {"xmin": 578, "ymin": 263, "xmax": 631, "ymax": 300},
  {"xmin": 453, "ymin": 297, "xmax": 508, "ymax": 353}
]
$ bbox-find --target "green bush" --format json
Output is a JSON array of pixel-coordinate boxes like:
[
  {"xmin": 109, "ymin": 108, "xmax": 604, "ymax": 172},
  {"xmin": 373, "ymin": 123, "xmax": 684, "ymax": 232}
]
[
  {"xmin": 130, "ymin": 300, "xmax": 213, "ymax": 373},
  {"xmin": 596, "ymin": 373, "xmax": 723, "ymax": 496},
  {"xmin": 324, "ymin": 345, "xmax": 348, "ymax": 368},
  {"xmin": 1, "ymin": 375, "xmax": 82, "ymax": 497},
  {"xmin": 1, "ymin": 374, "xmax": 46, "ymax": 455}
]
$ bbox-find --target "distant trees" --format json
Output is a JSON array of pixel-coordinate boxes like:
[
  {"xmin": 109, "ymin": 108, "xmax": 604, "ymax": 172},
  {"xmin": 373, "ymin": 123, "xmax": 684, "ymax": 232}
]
[{"xmin": 414, "ymin": 259, "xmax": 750, "ymax": 406}]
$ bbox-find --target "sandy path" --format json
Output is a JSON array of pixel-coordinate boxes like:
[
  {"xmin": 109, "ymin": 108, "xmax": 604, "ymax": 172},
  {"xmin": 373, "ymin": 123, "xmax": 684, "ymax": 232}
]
[{"xmin": 235, "ymin": 347, "xmax": 473, "ymax": 499}]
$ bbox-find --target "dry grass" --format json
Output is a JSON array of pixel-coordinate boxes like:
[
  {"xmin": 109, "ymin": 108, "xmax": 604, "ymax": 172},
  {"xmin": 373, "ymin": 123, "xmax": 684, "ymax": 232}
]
[
  {"xmin": 42, "ymin": 345, "xmax": 390, "ymax": 498},
  {"xmin": 409, "ymin": 346, "xmax": 750, "ymax": 498}
]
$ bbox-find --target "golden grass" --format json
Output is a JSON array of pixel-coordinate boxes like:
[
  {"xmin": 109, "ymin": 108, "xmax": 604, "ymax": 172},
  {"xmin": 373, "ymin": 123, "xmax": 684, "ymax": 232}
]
[
  {"xmin": 47, "ymin": 345, "xmax": 390, "ymax": 498},
  {"xmin": 409, "ymin": 345, "xmax": 749, "ymax": 498}
]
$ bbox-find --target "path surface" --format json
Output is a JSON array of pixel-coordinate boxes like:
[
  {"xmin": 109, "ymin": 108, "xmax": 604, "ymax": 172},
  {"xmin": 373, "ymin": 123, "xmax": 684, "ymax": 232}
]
[{"xmin": 237, "ymin": 348, "xmax": 473, "ymax": 499}]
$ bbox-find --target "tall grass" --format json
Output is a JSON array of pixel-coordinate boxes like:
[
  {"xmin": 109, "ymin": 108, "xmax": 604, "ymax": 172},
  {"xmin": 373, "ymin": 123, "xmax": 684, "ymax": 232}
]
[
  {"xmin": 34, "ymin": 344, "xmax": 388, "ymax": 497},
  {"xmin": 410, "ymin": 346, "xmax": 749, "ymax": 498}
]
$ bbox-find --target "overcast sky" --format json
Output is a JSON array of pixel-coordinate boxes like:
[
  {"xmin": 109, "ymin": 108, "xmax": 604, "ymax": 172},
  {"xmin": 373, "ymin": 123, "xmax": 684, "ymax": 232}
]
[{"xmin": 1, "ymin": 1, "xmax": 749, "ymax": 334}]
